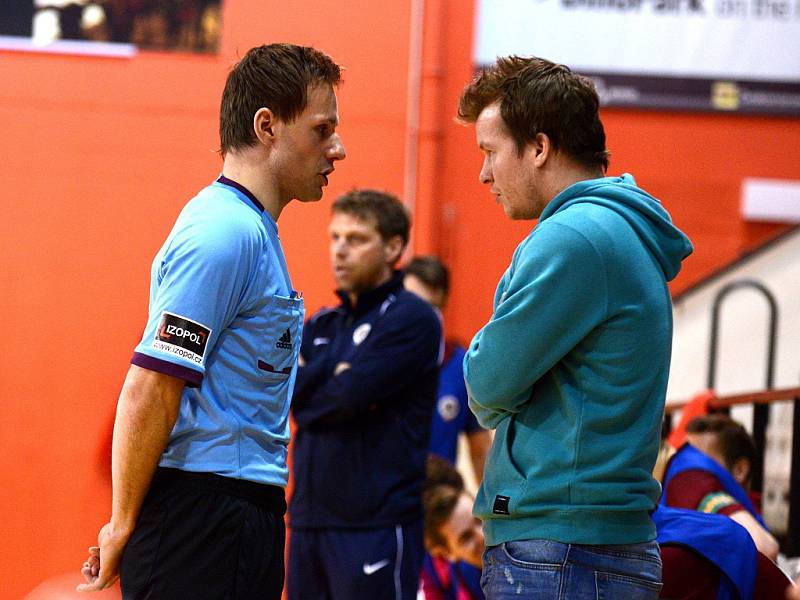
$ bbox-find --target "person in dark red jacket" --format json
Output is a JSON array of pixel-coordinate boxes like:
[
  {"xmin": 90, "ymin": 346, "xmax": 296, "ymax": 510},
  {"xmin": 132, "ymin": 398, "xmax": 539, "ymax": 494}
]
[
  {"xmin": 662, "ymin": 414, "xmax": 779, "ymax": 561},
  {"xmin": 655, "ymin": 505, "xmax": 792, "ymax": 599}
]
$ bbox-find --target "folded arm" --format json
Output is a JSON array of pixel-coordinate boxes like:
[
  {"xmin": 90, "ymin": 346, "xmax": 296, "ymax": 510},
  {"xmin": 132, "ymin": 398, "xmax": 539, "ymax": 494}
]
[
  {"xmin": 464, "ymin": 223, "xmax": 608, "ymax": 427},
  {"xmin": 292, "ymin": 304, "xmax": 441, "ymax": 428}
]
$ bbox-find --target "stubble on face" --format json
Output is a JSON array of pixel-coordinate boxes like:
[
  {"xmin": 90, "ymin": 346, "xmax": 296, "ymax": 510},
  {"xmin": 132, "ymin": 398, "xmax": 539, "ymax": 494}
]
[
  {"xmin": 272, "ymin": 84, "xmax": 345, "ymax": 205},
  {"xmin": 475, "ymin": 103, "xmax": 543, "ymax": 221},
  {"xmin": 329, "ymin": 212, "xmax": 392, "ymax": 299}
]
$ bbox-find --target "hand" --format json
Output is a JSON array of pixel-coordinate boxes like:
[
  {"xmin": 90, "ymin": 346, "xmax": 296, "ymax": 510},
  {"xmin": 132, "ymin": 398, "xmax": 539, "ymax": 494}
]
[
  {"xmin": 77, "ymin": 522, "xmax": 131, "ymax": 592},
  {"xmin": 298, "ymin": 353, "xmax": 306, "ymax": 367},
  {"xmin": 787, "ymin": 580, "xmax": 800, "ymax": 600},
  {"xmin": 333, "ymin": 361, "xmax": 351, "ymax": 376},
  {"xmin": 729, "ymin": 510, "xmax": 780, "ymax": 561}
]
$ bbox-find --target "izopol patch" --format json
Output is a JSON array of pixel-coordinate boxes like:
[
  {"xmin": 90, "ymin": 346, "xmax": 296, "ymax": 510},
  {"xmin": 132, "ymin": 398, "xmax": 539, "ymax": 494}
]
[{"xmin": 152, "ymin": 312, "xmax": 212, "ymax": 365}]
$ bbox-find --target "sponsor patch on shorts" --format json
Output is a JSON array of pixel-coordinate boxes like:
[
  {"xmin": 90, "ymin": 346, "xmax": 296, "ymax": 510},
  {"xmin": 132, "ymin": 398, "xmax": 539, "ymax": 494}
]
[{"xmin": 152, "ymin": 312, "xmax": 212, "ymax": 365}]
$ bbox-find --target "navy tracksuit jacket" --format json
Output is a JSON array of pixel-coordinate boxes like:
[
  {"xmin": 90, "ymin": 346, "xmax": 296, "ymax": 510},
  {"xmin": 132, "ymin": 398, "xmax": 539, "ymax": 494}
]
[{"xmin": 289, "ymin": 271, "xmax": 441, "ymax": 529}]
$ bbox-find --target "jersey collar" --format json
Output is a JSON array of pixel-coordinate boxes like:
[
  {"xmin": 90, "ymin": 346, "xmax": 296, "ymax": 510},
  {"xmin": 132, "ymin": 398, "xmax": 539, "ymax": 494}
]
[
  {"xmin": 216, "ymin": 175, "xmax": 265, "ymax": 213},
  {"xmin": 336, "ymin": 270, "xmax": 405, "ymax": 315}
]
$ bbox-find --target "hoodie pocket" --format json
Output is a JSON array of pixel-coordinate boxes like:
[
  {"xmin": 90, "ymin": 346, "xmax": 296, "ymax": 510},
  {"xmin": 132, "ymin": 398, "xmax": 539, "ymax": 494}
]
[{"xmin": 479, "ymin": 415, "xmax": 527, "ymax": 517}]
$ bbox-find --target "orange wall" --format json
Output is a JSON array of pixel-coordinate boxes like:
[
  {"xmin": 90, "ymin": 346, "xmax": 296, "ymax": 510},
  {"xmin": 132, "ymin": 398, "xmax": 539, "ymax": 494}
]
[
  {"xmin": 1, "ymin": 1, "xmax": 799, "ymax": 597},
  {"xmin": 0, "ymin": 2, "xmax": 413, "ymax": 596}
]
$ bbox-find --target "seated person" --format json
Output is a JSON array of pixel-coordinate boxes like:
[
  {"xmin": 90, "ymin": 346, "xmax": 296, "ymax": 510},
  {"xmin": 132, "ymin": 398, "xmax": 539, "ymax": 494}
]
[
  {"xmin": 420, "ymin": 445, "xmax": 797, "ymax": 600},
  {"xmin": 421, "ymin": 455, "xmax": 484, "ymax": 600},
  {"xmin": 661, "ymin": 414, "xmax": 779, "ymax": 560},
  {"xmin": 655, "ymin": 505, "xmax": 792, "ymax": 599}
]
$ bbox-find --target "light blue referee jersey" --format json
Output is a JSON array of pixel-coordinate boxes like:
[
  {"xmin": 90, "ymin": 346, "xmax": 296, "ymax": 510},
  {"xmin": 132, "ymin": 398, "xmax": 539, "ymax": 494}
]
[{"xmin": 132, "ymin": 177, "xmax": 304, "ymax": 487}]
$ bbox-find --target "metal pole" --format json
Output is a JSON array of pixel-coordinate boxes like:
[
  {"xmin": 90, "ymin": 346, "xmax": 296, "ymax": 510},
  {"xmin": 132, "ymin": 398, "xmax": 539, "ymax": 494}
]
[
  {"xmin": 787, "ymin": 394, "xmax": 800, "ymax": 556},
  {"xmin": 706, "ymin": 280, "xmax": 778, "ymax": 492}
]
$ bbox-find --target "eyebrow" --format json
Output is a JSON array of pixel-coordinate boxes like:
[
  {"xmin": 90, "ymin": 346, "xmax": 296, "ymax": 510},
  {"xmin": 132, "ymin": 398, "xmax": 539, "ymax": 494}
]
[{"xmin": 314, "ymin": 115, "xmax": 339, "ymax": 127}]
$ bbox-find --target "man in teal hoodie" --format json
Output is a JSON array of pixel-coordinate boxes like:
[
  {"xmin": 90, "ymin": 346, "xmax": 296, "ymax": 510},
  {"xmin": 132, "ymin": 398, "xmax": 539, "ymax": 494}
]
[{"xmin": 457, "ymin": 56, "xmax": 693, "ymax": 599}]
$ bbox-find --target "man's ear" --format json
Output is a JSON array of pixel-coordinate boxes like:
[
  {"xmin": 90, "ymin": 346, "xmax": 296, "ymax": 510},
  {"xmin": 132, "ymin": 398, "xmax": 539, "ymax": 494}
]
[
  {"xmin": 254, "ymin": 107, "xmax": 276, "ymax": 145},
  {"xmin": 384, "ymin": 235, "xmax": 404, "ymax": 266},
  {"xmin": 731, "ymin": 457, "xmax": 751, "ymax": 487},
  {"xmin": 531, "ymin": 132, "xmax": 551, "ymax": 168}
]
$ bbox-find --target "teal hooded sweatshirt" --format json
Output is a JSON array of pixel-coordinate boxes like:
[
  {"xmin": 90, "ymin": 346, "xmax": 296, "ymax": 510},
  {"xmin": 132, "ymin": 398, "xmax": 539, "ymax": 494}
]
[{"xmin": 464, "ymin": 174, "xmax": 692, "ymax": 546}]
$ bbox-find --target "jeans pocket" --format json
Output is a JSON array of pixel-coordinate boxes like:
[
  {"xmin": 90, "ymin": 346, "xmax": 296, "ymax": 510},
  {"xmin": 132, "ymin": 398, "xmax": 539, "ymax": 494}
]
[
  {"xmin": 584, "ymin": 541, "xmax": 662, "ymax": 565},
  {"xmin": 501, "ymin": 540, "xmax": 566, "ymax": 569},
  {"xmin": 595, "ymin": 571, "xmax": 662, "ymax": 600},
  {"xmin": 484, "ymin": 545, "xmax": 563, "ymax": 600}
]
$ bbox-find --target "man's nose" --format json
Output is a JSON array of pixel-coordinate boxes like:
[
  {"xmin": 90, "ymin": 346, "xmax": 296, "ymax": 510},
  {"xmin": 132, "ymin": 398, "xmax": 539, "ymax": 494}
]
[
  {"xmin": 479, "ymin": 159, "xmax": 492, "ymax": 184},
  {"xmin": 329, "ymin": 134, "xmax": 346, "ymax": 161}
]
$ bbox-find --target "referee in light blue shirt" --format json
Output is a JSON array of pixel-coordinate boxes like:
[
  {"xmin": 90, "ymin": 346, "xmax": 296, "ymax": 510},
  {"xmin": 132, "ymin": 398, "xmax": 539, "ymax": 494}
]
[{"xmin": 78, "ymin": 44, "xmax": 346, "ymax": 599}]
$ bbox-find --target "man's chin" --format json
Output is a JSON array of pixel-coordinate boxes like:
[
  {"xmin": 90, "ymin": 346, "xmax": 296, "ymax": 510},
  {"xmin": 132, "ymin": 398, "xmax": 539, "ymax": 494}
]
[
  {"xmin": 294, "ymin": 186, "xmax": 325, "ymax": 203},
  {"xmin": 504, "ymin": 205, "xmax": 535, "ymax": 221},
  {"xmin": 502, "ymin": 204, "xmax": 519, "ymax": 219}
]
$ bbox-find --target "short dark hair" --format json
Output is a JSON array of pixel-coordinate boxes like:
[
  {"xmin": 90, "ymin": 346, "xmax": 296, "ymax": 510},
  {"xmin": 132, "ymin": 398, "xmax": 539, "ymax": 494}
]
[
  {"xmin": 332, "ymin": 189, "xmax": 411, "ymax": 251},
  {"xmin": 405, "ymin": 256, "xmax": 450, "ymax": 296},
  {"xmin": 219, "ymin": 43, "xmax": 342, "ymax": 156},
  {"xmin": 458, "ymin": 55, "xmax": 609, "ymax": 170},
  {"xmin": 686, "ymin": 414, "xmax": 757, "ymax": 479},
  {"xmin": 423, "ymin": 455, "xmax": 465, "ymax": 552}
]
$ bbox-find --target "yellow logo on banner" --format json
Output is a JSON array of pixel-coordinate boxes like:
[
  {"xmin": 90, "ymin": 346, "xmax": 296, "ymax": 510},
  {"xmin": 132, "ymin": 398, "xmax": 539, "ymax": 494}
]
[{"xmin": 711, "ymin": 81, "xmax": 741, "ymax": 110}]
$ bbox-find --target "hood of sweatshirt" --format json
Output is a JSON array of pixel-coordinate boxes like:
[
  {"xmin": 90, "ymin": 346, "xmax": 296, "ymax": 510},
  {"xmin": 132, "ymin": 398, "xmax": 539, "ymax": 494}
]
[{"xmin": 539, "ymin": 173, "xmax": 693, "ymax": 281}]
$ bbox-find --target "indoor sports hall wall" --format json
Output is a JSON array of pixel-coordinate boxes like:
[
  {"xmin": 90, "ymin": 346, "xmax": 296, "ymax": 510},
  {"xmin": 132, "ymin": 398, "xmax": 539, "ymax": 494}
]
[
  {"xmin": 1, "ymin": 1, "xmax": 798, "ymax": 596},
  {"xmin": 0, "ymin": 2, "xmax": 415, "ymax": 596}
]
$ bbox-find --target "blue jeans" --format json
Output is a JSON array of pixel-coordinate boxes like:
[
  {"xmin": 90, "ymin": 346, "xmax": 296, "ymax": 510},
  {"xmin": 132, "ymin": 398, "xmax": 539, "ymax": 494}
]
[{"xmin": 481, "ymin": 539, "xmax": 662, "ymax": 600}]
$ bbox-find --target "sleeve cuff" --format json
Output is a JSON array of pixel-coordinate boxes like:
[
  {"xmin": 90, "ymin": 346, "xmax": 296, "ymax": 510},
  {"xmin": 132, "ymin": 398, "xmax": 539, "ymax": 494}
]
[
  {"xmin": 131, "ymin": 352, "xmax": 203, "ymax": 388},
  {"xmin": 698, "ymin": 491, "xmax": 740, "ymax": 515}
]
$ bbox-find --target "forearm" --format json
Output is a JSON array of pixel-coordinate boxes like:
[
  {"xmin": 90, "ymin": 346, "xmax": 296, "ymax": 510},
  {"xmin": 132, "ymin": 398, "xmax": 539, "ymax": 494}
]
[
  {"xmin": 110, "ymin": 365, "xmax": 185, "ymax": 535},
  {"xmin": 467, "ymin": 390, "xmax": 524, "ymax": 429},
  {"xmin": 292, "ymin": 365, "xmax": 374, "ymax": 427},
  {"xmin": 467, "ymin": 429, "xmax": 491, "ymax": 483},
  {"xmin": 295, "ymin": 318, "xmax": 441, "ymax": 427},
  {"xmin": 291, "ymin": 355, "xmax": 330, "ymax": 410},
  {"xmin": 729, "ymin": 510, "xmax": 780, "ymax": 561},
  {"xmin": 464, "ymin": 223, "xmax": 607, "ymax": 411}
]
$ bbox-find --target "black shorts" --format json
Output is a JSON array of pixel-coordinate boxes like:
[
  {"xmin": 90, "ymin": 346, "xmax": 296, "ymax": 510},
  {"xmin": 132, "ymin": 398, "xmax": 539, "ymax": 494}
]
[{"xmin": 120, "ymin": 467, "xmax": 286, "ymax": 600}]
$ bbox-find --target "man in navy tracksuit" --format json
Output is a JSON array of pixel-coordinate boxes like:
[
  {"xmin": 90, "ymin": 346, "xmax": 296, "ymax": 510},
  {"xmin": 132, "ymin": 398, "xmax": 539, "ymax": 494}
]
[{"xmin": 287, "ymin": 189, "xmax": 442, "ymax": 600}]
